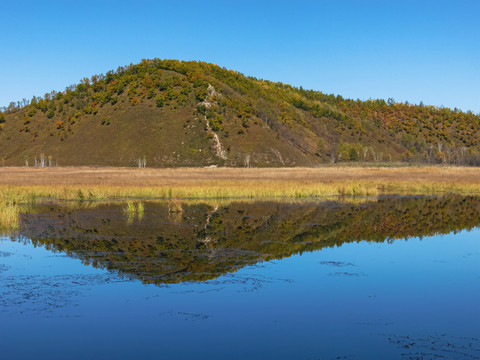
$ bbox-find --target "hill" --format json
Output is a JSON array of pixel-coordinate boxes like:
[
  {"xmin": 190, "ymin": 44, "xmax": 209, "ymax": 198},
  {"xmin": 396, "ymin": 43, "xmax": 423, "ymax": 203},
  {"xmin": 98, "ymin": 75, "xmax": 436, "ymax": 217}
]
[{"xmin": 1, "ymin": 59, "xmax": 480, "ymax": 167}]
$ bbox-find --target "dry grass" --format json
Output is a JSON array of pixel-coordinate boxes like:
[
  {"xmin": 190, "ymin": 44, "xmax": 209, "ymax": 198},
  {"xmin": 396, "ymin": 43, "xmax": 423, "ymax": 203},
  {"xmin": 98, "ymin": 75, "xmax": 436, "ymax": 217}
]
[
  {"xmin": 0, "ymin": 166, "xmax": 480, "ymax": 202},
  {"xmin": 1, "ymin": 165, "xmax": 480, "ymax": 186}
]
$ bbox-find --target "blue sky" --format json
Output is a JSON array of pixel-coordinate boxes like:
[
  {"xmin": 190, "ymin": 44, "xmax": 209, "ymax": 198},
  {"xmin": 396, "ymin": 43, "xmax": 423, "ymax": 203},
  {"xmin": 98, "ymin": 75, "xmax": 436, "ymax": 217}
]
[{"xmin": 1, "ymin": 0, "xmax": 479, "ymax": 112}]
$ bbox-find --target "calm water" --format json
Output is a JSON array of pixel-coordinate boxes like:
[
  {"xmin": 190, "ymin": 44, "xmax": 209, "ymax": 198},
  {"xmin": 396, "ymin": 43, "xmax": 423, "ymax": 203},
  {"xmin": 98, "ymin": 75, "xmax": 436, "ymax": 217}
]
[{"xmin": 0, "ymin": 196, "xmax": 479, "ymax": 359}]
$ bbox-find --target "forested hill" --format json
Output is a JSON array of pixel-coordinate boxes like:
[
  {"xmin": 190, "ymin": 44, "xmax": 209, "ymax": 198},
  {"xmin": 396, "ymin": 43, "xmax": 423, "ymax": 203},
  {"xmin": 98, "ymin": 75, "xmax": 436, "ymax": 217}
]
[{"xmin": 1, "ymin": 59, "xmax": 479, "ymax": 167}]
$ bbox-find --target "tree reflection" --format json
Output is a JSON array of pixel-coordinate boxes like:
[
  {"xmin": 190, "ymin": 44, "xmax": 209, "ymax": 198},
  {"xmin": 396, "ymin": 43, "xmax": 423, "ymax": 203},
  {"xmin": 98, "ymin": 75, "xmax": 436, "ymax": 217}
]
[{"xmin": 15, "ymin": 195, "xmax": 480, "ymax": 284}]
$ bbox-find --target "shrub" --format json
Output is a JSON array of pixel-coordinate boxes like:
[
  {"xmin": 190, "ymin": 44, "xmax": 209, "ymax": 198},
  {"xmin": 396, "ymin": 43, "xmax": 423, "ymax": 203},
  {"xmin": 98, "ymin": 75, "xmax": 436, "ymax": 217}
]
[
  {"xmin": 147, "ymin": 87, "xmax": 156, "ymax": 99},
  {"xmin": 130, "ymin": 97, "xmax": 140, "ymax": 106},
  {"xmin": 27, "ymin": 107, "xmax": 36, "ymax": 117},
  {"xmin": 156, "ymin": 95, "xmax": 165, "ymax": 107},
  {"xmin": 195, "ymin": 87, "xmax": 208, "ymax": 101}
]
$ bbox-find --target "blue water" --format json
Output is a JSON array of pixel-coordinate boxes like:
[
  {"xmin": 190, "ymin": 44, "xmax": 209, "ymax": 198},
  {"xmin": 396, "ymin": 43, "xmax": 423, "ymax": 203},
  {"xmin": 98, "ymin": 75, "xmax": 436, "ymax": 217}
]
[{"xmin": 1, "ymin": 229, "xmax": 479, "ymax": 359}]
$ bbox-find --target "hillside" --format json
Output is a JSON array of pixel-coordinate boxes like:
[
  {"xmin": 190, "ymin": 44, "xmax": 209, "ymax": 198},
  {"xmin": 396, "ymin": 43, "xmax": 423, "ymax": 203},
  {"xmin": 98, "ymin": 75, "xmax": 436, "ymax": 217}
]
[{"xmin": 1, "ymin": 59, "xmax": 480, "ymax": 167}]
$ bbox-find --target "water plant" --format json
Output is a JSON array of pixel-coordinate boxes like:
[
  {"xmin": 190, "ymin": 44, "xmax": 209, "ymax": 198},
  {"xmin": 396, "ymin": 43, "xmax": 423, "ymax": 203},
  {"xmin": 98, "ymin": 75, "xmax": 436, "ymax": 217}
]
[
  {"xmin": 137, "ymin": 202, "xmax": 144, "ymax": 221},
  {"xmin": 123, "ymin": 201, "xmax": 144, "ymax": 224},
  {"xmin": 0, "ymin": 200, "xmax": 20, "ymax": 233}
]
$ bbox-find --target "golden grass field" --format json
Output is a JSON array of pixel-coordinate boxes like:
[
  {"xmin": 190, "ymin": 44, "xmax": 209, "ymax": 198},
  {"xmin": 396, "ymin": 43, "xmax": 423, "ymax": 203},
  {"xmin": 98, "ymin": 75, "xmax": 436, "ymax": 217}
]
[
  {"xmin": 2, "ymin": 165, "xmax": 480, "ymax": 232},
  {"xmin": 2, "ymin": 165, "xmax": 480, "ymax": 197}
]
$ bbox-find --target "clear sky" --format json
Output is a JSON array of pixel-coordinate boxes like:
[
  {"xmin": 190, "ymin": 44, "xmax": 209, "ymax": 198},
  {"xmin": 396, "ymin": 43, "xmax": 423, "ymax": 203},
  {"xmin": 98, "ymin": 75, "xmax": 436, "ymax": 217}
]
[{"xmin": 1, "ymin": 0, "xmax": 479, "ymax": 112}]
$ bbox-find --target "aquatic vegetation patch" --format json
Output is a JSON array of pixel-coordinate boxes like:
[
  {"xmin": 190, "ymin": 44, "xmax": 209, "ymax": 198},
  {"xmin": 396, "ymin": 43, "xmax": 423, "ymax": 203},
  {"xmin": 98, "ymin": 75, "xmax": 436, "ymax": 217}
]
[{"xmin": 0, "ymin": 200, "xmax": 20, "ymax": 233}]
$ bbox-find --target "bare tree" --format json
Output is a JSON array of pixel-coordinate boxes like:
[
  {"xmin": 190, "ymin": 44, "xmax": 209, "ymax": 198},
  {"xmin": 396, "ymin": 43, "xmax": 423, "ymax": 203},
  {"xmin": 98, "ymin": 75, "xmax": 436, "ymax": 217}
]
[
  {"xmin": 39, "ymin": 153, "xmax": 46, "ymax": 167},
  {"xmin": 137, "ymin": 156, "xmax": 146, "ymax": 168},
  {"xmin": 244, "ymin": 154, "xmax": 251, "ymax": 168},
  {"xmin": 460, "ymin": 146, "xmax": 467, "ymax": 163},
  {"xmin": 374, "ymin": 152, "xmax": 383, "ymax": 162},
  {"xmin": 329, "ymin": 152, "xmax": 336, "ymax": 163},
  {"xmin": 437, "ymin": 142, "xmax": 443, "ymax": 153}
]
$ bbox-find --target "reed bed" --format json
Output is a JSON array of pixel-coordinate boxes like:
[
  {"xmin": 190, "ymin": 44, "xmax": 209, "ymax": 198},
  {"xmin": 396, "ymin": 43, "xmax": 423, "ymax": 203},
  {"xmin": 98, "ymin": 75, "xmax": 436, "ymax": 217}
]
[
  {"xmin": 0, "ymin": 179, "xmax": 479, "ymax": 204},
  {"xmin": 0, "ymin": 182, "xmax": 376, "ymax": 203},
  {"xmin": 0, "ymin": 200, "xmax": 20, "ymax": 233}
]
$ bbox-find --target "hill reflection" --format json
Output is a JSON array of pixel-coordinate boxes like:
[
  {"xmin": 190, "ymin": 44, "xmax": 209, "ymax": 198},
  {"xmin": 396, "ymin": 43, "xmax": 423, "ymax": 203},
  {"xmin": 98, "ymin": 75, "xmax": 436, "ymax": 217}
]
[{"xmin": 15, "ymin": 195, "xmax": 480, "ymax": 284}]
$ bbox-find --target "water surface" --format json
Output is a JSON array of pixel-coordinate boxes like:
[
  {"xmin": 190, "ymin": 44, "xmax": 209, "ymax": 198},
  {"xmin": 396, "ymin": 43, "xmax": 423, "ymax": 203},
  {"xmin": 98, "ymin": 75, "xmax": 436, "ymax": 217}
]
[{"xmin": 1, "ymin": 196, "xmax": 479, "ymax": 359}]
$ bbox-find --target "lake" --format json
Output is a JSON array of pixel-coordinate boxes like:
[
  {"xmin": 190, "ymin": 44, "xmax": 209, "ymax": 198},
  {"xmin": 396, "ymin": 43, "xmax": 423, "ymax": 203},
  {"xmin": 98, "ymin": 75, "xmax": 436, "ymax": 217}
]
[{"xmin": 1, "ymin": 196, "xmax": 479, "ymax": 359}]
